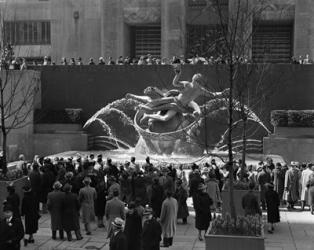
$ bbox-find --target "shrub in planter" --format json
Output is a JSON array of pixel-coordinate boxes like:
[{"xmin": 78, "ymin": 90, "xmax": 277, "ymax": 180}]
[
  {"xmin": 209, "ymin": 214, "xmax": 262, "ymax": 237},
  {"xmin": 206, "ymin": 214, "xmax": 264, "ymax": 250},
  {"xmin": 271, "ymin": 110, "xmax": 314, "ymax": 127},
  {"xmin": 271, "ymin": 110, "xmax": 288, "ymax": 127}
]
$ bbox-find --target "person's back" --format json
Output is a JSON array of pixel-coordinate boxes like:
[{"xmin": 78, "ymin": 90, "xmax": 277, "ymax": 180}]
[
  {"xmin": 242, "ymin": 183, "xmax": 261, "ymax": 216},
  {"xmin": 79, "ymin": 186, "xmax": 96, "ymax": 206}
]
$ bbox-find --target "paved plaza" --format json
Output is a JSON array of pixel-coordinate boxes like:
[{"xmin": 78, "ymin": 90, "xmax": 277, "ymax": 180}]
[{"xmin": 20, "ymin": 199, "xmax": 314, "ymax": 250}]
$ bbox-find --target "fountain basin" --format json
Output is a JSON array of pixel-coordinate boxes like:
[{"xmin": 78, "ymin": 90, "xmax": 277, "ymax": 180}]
[{"xmin": 133, "ymin": 110, "xmax": 203, "ymax": 156}]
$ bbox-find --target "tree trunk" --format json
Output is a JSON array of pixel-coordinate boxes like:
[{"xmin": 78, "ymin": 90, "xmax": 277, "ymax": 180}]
[
  {"xmin": 240, "ymin": 116, "xmax": 247, "ymax": 180},
  {"xmin": 228, "ymin": 62, "xmax": 236, "ymax": 220},
  {"xmin": 0, "ymin": 77, "xmax": 7, "ymax": 174},
  {"xmin": 2, "ymin": 131, "xmax": 7, "ymax": 174}
]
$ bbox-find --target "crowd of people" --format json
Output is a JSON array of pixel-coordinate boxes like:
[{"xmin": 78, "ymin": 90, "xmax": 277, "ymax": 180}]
[
  {"xmin": 1, "ymin": 154, "xmax": 314, "ymax": 250},
  {"xmin": 4, "ymin": 53, "xmax": 314, "ymax": 70}
]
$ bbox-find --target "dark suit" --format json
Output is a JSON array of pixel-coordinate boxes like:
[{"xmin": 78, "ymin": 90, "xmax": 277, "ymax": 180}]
[
  {"xmin": 242, "ymin": 190, "xmax": 262, "ymax": 216},
  {"xmin": 0, "ymin": 217, "xmax": 24, "ymax": 250},
  {"xmin": 109, "ymin": 230, "xmax": 127, "ymax": 250}
]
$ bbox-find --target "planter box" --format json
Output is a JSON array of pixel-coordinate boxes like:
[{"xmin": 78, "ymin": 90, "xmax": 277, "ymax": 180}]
[
  {"xmin": 221, "ymin": 190, "xmax": 260, "ymax": 216},
  {"xmin": 205, "ymin": 234, "xmax": 264, "ymax": 250},
  {"xmin": 0, "ymin": 176, "xmax": 29, "ymax": 218}
]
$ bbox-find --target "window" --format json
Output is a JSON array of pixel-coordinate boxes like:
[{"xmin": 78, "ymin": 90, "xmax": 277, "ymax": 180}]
[
  {"xmin": 252, "ymin": 22, "xmax": 293, "ymax": 63},
  {"xmin": 131, "ymin": 26, "xmax": 161, "ymax": 58},
  {"xmin": 4, "ymin": 21, "xmax": 51, "ymax": 45},
  {"xmin": 186, "ymin": 24, "xmax": 227, "ymax": 58}
]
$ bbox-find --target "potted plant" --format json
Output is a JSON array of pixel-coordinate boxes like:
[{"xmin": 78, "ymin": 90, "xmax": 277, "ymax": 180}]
[{"xmin": 206, "ymin": 214, "xmax": 264, "ymax": 250}]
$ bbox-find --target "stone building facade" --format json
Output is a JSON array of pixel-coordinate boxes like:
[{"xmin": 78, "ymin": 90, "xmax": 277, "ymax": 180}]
[{"xmin": 0, "ymin": 0, "xmax": 311, "ymax": 63}]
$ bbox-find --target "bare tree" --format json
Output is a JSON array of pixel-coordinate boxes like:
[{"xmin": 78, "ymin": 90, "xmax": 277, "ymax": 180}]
[{"xmin": 0, "ymin": 4, "xmax": 40, "ymax": 173}]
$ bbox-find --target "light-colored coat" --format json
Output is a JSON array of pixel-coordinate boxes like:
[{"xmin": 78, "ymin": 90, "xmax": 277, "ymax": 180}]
[
  {"xmin": 160, "ymin": 197, "xmax": 178, "ymax": 238},
  {"xmin": 205, "ymin": 178, "xmax": 222, "ymax": 210},
  {"xmin": 79, "ymin": 186, "xmax": 97, "ymax": 224},
  {"xmin": 300, "ymin": 168, "xmax": 313, "ymax": 202},
  {"xmin": 105, "ymin": 197, "xmax": 125, "ymax": 237},
  {"xmin": 284, "ymin": 167, "xmax": 299, "ymax": 203}
]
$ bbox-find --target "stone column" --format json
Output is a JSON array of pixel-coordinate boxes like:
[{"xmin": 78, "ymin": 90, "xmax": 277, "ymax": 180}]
[
  {"xmin": 294, "ymin": 0, "xmax": 314, "ymax": 59},
  {"xmin": 101, "ymin": 0, "xmax": 125, "ymax": 59},
  {"xmin": 161, "ymin": 0, "xmax": 186, "ymax": 59}
]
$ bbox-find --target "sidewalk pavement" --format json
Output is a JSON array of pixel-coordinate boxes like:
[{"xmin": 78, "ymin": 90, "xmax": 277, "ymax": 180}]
[{"xmin": 21, "ymin": 204, "xmax": 314, "ymax": 250}]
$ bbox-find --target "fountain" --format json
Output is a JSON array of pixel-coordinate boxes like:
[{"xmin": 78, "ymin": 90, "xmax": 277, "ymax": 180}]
[{"xmin": 83, "ymin": 86, "xmax": 270, "ymax": 160}]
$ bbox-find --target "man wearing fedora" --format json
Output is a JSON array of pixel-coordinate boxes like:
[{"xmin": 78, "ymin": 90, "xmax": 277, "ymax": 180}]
[
  {"xmin": 0, "ymin": 204, "xmax": 24, "ymax": 250},
  {"xmin": 284, "ymin": 162, "xmax": 300, "ymax": 210},
  {"xmin": 109, "ymin": 217, "xmax": 127, "ymax": 250},
  {"xmin": 79, "ymin": 176, "xmax": 97, "ymax": 235},
  {"xmin": 142, "ymin": 205, "xmax": 162, "ymax": 250},
  {"xmin": 47, "ymin": 181, "xmax": 65, "ymax": 240}
]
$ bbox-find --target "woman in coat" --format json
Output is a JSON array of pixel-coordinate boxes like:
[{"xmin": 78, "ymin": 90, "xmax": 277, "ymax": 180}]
[
  {"xmin": 193, "ymin": 183, "xmax": 213, "ymax": 241},
  {"xmin": 265, "ymin": 183, "xmax": 280, "ymax": 233},
  {"xmin": 174, "ymin": 179, "xmax": 189, "ymax": 224},
  {"xmin": 124, "ymin": 202, "xmax": 142, "ymax": 250},
  {"xmin": 160, "ymin": 191, "xmax": 178, "ymax": 248},
  {"xmin": 21, "ymin": 186, "xmax": 40, "ymax": 246},
  {"xmin": 205, "ymin": 171, "xmax": 222, "ymax": 219},
  {"xmin": 62, "ymin": 184, "xmax": 82, "ymax": 241}
]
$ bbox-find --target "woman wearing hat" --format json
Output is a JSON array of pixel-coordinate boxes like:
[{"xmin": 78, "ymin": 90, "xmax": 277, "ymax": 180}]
[
  {"xmin": 21, "ymin": 186, "xmax": 40, "ymax": 246},
  {"xmin": 109, "ymin": 218, "xmax": 127, "ymax": 250},
  {"xmin": 193, "ymin": 183, "xmax": 213, "ymax": 241}
]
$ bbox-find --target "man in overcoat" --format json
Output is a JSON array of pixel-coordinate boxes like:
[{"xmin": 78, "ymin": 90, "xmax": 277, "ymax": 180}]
[
  {"xmin": 47, "ymin": 181, "xmax": 65, "ymax": 240},
  {"xmin": 105, "ymin": 189, "xmax": 125, "ymax": 238},
  {"xmin": 0, "ymin": 204, "xmax": 24, "ymax": 250},
  {"xmin": 160, "ymin": 191, "xmax": 178, "ymax": 247},
  {"xmin": 284, "ymin": 162, "xmax": 300, "ymax": 209},
  {"xmin": 142, "ymin": 206, "xmax": 162, "ymax": 250},
  {"xmin": 62, "ymin": 184, "xmax": 83, "ymax": 241},
  {"xmin": 79, "ymin": 177, "xmax": 97, "ymax": 235}
]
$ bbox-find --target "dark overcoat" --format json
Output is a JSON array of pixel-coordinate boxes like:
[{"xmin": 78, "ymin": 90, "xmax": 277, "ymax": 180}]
[
  {"xmin": 21, "ymin": 191, "xmax": 40, "ymax": 234},
  {"xmin": 62, "ymin": 192, "xmax": 80, "ymax": 231},
  {"xmin": 174, "ymin": 186, "xmax": 189, "ymax": 219},
  {"xmin": 0, "ymin": 217, "xmax": 24, "ymax": 250},
  {"xmin": 109, "ymin": 230, "xmax": 128, "ymax": 250},
  {"xmin": 29, "ymin": 169, "xmax": 41, "ymax": 206},
  {"xmin": 124, "ymin": 211, "xmax": 142, "ymax": 250},
  {"xmin": 242, "ymin": 190, "xmax": 262, "ymax": 216},
  {"xmin": 265, "ymin": 189, "xmax": 280, "ymax": 223},
  {"xmin": 6, "ymin": 193, "xmax": 20, "ymax": 218},
  {"xmin": 273, "ymin": 167, "xmax": 285, "ymax": 200},
  {"xmin": 142, "ymin": 218, "xmax": 162, "ymax": 250},
  {"xmin": 151, "ymin": 183, "xmax": 164, "ymax": 218},
  {"xmin": 193, "ymin": 192, "xmax": 212, "ymax": 230},
  {"xmin": 47, "ymin": 190, "xmax": 65, "ymax": 230}
]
